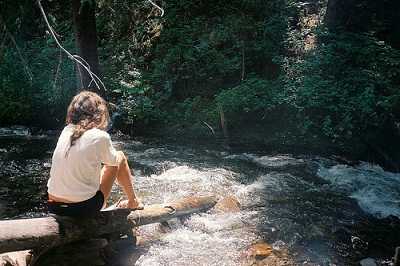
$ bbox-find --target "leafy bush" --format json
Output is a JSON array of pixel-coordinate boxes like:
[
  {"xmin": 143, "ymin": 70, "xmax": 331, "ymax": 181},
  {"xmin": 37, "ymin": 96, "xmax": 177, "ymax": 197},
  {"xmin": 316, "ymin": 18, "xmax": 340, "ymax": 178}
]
[
  {"xmin": 97, "ymin": 0, "xmax": 293, "ymax": 132},
  {"xmin": 215, "ymin": 77, "xmax": 278, "ymax": 116},
  {"xmin": 2, "ymin": 0, "xmax": 400, "ymax": 166},
  {"xmin": 145, "ymin": 0, "xmax": 292, "ymax": 101},
  {"xmin": 0, "ymin": 25, "xmax": 76, "ymax": 127},
  {"xmin": 0, "ymin": 53, "xmax": 33, "ymax": 124},
  {"xmin": 289, "ymin": 30, "xmax": 400, "ymax": 144}
]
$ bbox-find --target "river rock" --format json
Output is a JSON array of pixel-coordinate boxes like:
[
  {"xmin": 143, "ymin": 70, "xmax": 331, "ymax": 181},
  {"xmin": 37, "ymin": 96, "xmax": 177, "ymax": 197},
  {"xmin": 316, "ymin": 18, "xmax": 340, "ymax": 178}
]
[
  {"xmin": 212, "ymin": 196, "xmax": 241, "ymax": 213},
  {"xmin": 243, "ymin": 242, "xmax": 294, "ymax": 266},
  {"xmin": 247, "ymin": 242, "xmax": 273, "ymax": 259},
  {"xmin": 359, "ymin": 258, "xmax": 377, "ymax": 266},
  {"xmin": 254, "ymin": 255, "xmax": 292, "ymax": 266}
]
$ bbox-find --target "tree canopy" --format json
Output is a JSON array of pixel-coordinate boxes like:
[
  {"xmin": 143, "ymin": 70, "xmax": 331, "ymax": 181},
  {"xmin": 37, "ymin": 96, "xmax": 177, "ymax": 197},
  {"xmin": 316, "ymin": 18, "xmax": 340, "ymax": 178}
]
[{"xmin": 0, "ymin": 0, "xmax": 399, "ymax": 169}]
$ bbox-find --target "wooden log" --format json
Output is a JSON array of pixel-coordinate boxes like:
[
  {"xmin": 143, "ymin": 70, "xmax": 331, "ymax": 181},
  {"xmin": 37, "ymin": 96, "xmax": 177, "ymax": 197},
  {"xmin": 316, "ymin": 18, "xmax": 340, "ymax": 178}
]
[
  {"xmin": 0, "ymin": 196, "xmax": 217, "ymax": 254},
  {"xmin": 128, "ymin": 195, "xmax": 218, "ymax": 226},
  {"xmin": 0, "ymin": 209, "xmax": 131, "ymax": 254}
]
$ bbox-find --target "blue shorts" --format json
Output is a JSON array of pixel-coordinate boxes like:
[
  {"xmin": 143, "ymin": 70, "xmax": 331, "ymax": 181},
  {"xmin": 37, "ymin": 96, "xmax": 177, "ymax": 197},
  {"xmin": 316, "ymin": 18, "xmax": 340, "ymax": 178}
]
[{"xmin": 47, "ymin": 191, "xmax": 104, "ymax": 217}]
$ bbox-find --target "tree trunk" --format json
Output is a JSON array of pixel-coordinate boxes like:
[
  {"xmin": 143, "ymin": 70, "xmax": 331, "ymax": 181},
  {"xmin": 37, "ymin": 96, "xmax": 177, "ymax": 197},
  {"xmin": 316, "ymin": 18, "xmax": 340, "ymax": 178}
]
[
  {"xmin": 71, "ymin": 0, "xmax": 104, "ymax": 96},
  {"xmin": 325, "ymin": 0, "xmax": 400, "ymax": 48},
  {"xmin": 0, "ymin": 196, "xmax": 217, "ymax": 254},
  {"xmin": 325, "ymin": 0, "xmax": 357, "ymax": 31}
]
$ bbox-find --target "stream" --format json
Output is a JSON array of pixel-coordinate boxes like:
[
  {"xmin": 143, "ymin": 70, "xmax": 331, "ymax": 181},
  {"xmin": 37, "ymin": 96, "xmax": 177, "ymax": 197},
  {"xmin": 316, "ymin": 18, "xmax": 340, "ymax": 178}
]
[{"xmin": 0, "ymin": 127, "xmax": 399, "ymax": 266}]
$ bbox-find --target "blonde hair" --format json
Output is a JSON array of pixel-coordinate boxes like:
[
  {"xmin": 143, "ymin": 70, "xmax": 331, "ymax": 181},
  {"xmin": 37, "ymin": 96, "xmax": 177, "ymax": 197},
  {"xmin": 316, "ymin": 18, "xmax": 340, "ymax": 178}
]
[{"xmin": 65, "ymin": 91, "xmax": 109, "ymax": 153}]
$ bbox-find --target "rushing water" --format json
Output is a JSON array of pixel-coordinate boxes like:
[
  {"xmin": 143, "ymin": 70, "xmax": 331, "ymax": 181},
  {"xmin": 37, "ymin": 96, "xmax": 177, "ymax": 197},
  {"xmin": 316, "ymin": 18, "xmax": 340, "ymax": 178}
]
[{"xmin": 0, "ymin": 128, "xmax": 399, "ymax": 266}]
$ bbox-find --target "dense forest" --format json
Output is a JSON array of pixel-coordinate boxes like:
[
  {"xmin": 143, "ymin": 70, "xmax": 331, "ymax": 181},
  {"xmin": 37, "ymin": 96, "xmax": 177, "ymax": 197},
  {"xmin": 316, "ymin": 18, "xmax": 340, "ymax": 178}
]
[{"xmin": 1, "ymin": 0, "xmax": 400, "ymax": 170}]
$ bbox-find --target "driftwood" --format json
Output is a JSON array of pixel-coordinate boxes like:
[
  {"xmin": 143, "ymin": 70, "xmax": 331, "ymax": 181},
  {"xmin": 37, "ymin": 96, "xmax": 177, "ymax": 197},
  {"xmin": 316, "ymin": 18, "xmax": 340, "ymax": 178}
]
[{"xmin": 0, "ymin": 195, "xmax": 217, "ymax": 255}]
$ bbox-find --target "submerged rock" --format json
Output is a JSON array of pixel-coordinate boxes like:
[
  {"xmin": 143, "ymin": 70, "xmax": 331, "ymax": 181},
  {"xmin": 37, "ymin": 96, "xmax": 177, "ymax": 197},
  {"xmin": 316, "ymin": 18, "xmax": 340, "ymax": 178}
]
[
  {"xmin": 359, "ymin": 258, "xmax": 377, "ymax": 266},
  {"xmin": 255, "ymin": 256, "xmax": 292, "ymax": 266},
  {"xmin": 243, "ymin": 242, "xmax": 294, "ymax": 266}
]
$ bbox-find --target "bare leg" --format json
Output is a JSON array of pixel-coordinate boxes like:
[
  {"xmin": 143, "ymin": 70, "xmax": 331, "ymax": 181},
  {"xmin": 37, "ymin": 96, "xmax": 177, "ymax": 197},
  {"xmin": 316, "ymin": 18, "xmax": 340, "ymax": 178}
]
[
  {"xmin": 114, "ymin": 153, "xmax": 141, "ymax": 208},
  {"xmin": 99, "ymin": 165, "xmax": 118, "ymax": 204},
  {"xmin": 100, "ymin": 152, "xmax": 141, "ymax": 209}
]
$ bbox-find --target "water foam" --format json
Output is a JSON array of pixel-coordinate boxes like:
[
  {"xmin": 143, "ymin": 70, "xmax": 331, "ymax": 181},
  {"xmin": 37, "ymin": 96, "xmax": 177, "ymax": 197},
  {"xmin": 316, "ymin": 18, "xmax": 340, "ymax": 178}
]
[
  {"xmin": 224, "ymin": 153, "xmax": 305, "ymax": 168},
  {"xmin": 132, "ymin": 164, "xmax": 260, "ymax": 266},
  {"xmin": 136, "ymin": 165, "xmax": 240, "ymax": 204},
  {"xmin": 136, "ymin": 227, "xmax": 250, "ymax": 266},
  {"xmin": 122, "ymin": 146, "xmax": 399, "ymax": 264},
  {"xmin": 317, "ymin": 162, "xmax": 400, "ymax": 218}
]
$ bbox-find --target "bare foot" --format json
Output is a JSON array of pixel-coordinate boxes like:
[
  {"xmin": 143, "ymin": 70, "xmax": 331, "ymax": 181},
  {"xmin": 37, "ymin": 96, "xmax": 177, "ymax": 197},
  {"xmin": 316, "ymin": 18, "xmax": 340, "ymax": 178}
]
[{"xmin": 117, "ymin": 199, "xmax": 144, "ymax": 210}]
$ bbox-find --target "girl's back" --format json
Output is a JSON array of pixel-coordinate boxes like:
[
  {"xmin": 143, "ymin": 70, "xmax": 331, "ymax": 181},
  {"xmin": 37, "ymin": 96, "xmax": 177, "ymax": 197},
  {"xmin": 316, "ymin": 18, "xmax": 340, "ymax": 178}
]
[{"xmin": 48, "ymin": 124, "xmax": 118, "ymax": 202}]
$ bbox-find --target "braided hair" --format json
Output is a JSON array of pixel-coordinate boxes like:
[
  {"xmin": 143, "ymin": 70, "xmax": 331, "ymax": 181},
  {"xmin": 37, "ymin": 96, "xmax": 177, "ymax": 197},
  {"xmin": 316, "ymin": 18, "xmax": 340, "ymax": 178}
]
[{"xmin": 65, "ymin": 91, "xmax": 109, "ymax": 156}]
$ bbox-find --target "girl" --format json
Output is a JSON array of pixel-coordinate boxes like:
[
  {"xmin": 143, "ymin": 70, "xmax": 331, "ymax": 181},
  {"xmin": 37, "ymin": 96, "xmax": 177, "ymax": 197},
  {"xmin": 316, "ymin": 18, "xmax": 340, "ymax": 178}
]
[{"xmin": 47, "ymin": 91, "xmax": 142, "ymax": 217}]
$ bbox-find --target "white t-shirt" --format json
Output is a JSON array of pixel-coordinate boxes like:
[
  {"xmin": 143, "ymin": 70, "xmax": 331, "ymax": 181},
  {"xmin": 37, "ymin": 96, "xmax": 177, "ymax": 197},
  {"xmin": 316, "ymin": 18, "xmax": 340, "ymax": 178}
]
[{"xmin": 47, "ymin": 124, "xmax": 119, "ymax": 202}]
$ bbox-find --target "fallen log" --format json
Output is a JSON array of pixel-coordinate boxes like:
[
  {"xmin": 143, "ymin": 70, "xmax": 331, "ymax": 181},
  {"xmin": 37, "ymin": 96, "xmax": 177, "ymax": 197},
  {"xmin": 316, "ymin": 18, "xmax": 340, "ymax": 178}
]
[
  {"xmin": 0, "ymin": 195, "xmax": 217, "ymax": 254},
  {"xmin": 128, "ymin": 195, "xmax": 218, "ymax": 225}
]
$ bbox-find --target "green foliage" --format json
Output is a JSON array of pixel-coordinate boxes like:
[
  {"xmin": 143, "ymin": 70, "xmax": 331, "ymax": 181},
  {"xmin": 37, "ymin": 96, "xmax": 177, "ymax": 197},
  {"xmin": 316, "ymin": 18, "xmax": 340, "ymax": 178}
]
[
  {"xmin": 0, "ymin": 6, "xmax": 76, "ymax": 127},
  {"xmin": 147, "ymin": 0, "xmax": 291, "ymax": 100},
  {"xmin": 2, "ymin": 0, "xmax": 400, "ymax": 164},
  {"xmin": 119, "ymin": 94, "xmax": 159, "ymax": 125},
  {"xmin": 167, "ymin": 96, "xmax": 215, "ymax": 125},
  {"xmin": 288, "ymin": 29, "xmax": 400, "ymax": 144},
  {"xmin": 215, "ymin": 78, "xmax": 277, "ymax": 115},
  {"xmin": 96, "ymin": 0, "xmax": 293, "ymax": 131},
  {"xmin": 96, "ymin": 0, "xmax": 400, "ymax": 157},
  {"xmin": 0, "ymin": 54, "xmax": 33, "ymax": 124}
]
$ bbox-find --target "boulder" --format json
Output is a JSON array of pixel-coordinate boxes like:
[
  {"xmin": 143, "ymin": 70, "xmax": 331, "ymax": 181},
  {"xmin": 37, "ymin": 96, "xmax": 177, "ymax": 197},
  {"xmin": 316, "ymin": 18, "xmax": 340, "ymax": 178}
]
[
  {"xmin": 247, "ymin": 243, "xmax": 273, "ymax": 260},
  {"xmin": 212, "ymin": 196, "xmax": 241, "ymax": 213},
  {"xmin": 242, "ymin": 242, "xmax": 294, "ymax": 266}
]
